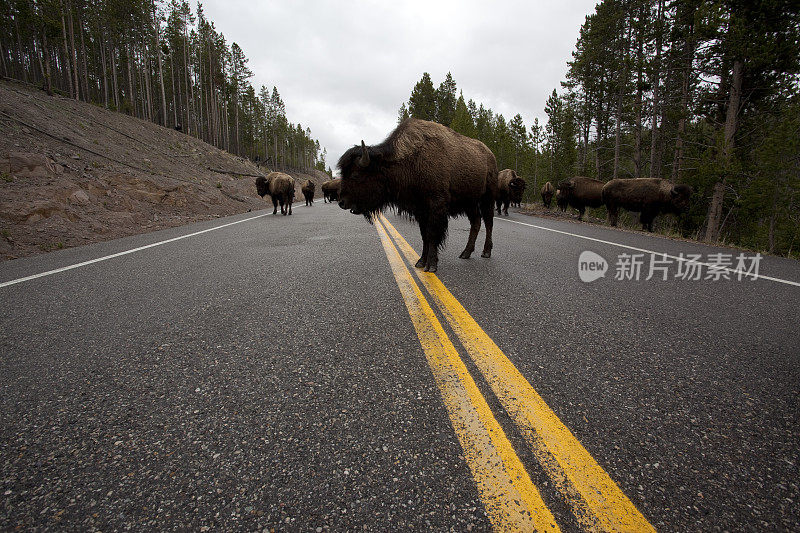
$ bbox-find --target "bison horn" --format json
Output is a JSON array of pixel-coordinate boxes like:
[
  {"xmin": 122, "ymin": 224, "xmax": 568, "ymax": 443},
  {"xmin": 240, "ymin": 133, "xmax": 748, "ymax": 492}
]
[{"xmin": 358, "ymin": 140, "xmax": 370, "ymax": 168}]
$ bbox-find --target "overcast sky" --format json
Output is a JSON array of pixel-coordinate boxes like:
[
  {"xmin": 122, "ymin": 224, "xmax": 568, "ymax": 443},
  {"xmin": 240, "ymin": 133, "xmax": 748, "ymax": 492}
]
[{"xmin": 201, "ymin": 0, "xmax": 599, "ymax": 171}]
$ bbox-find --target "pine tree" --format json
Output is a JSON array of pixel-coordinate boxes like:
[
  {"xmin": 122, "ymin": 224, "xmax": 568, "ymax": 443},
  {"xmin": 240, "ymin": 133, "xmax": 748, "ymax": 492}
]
[
  {"xmin": 408, "ymin": 72, "xmax": 436, "ymax": 121},
  {"xmin": 435, "ymin": 71, "xmax": 457, "ymax": 126}
]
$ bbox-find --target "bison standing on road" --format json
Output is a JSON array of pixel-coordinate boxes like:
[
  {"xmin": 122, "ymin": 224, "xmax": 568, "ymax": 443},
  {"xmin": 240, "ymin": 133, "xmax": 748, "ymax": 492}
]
[
  {"xmin": 255, "ymin": 172, "xmax": 295, "ymax": 215},
  {"xmin": 602, "ymin": 178, "xmax": 693, "ymax": 231},
  {"xmin": 557, "ymin": 176, "xmax": 604, "ymax": 221},
  {"xmin": 321, "ymin": 178, "xmax": 341, "ymax": 203},
  {"xmin": 301, "ymin": 179, "xmax": 316, "ymax": 206},
  {"xmin": 541, "ymin": 181, "xmax": 555, "ymax": 208},
  {"xmin": 337, "ymin": 118, "xmax": 497, "ymax": 273},
  {"xmin": 495, "ymin": 169, "xmax": 526, "ymax": 215}
]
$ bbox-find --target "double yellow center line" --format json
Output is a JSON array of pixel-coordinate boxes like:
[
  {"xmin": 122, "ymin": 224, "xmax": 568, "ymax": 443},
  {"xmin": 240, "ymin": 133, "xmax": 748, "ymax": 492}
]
[{"xmin": 375, "ymin": 214, "xmax": 654, "ymax": 532}]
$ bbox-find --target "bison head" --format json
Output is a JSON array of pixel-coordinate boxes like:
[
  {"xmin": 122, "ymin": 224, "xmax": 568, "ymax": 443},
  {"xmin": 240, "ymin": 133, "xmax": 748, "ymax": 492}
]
[
  {"xmin": 255, "ymin": 176, "xmax": 271, "ymax": 198},
  {"xmin": 669, "ymin": 184, "xmax": 693, "ymax": 213},
  {"xmin": 509, "ymin": 175, "xmax": 527, "ymax": 201},
  {"xmin": 337, "ymin": 141, "xmax": 390, "ymax": 221}
]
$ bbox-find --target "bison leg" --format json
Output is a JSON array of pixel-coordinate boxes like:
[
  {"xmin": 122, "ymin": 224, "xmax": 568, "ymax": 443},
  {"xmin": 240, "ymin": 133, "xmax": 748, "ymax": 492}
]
[
  {"xmin": 503, "ymin": 200, "xmax": 510, "ymax": 216},
  {"xmin": 459, "ymin": 208, "xmax": 482, "ymax": 259},
  {"xmin": 272, "ymin": 196, "xmax": 279, "ymax": 215},
  {"xmin": 496, "ymin": 199, "xmax": 502, "ymax": 215},
  {"xmin": 424, "ymin": 221, "xmax": 447, "ymax": 273},
  {"xmin": 415, "ymin": 218, "xmax": 429, "ymax": 269},
  {"xmin": 607, "ymin": 205, "xmax": 618, "ymax": 226},
  {"xmin": 480, "ymin": 196, "xmax": 493, "ymax": 258},
  {"xmin": 577, "ymin": 206, "xmax": 585, "ymax": 221},
  {"xmin": 288, "ymin": 198, "xmax": 292, "ymax": 215},
  {"xmin": 641, "ymin": 211, "xmax": 655, "ymax": 232}
]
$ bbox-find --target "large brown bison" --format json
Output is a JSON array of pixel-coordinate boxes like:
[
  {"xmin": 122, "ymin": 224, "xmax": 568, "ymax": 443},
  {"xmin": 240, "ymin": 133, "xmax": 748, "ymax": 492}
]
[
  {"xmin": 301, "ymin": 179, "xmax": 316, "ymax": 206},
  {"xmin": 557, "ymin": 176, "xmax": 604, "ymax": 220},
  {"xmin": 602, "ymin": 178, "xmax": 693, "ymax": 231},
  {"xmin": 495, "ymin": 169, "xmax": 526, "ymax": 215},
  {"xmin": 510, "ymin": 174, "xmax": 527, "ymax": 208},
  {"xmin": 555, "ymin": 188, "xmax": 568, "ymax": 212},
  {"xmin": 337, "ymin": 118, "xmax": 497, "ymax": 272},
  {"xmin": 255, "ymin": 172, "xmax": 295, "ymax": 215},
  {"xmin": 321, "ymin": 178, "xmax": 341, "ymax": 203},
  {"xmin": 541, "ymin": 181, "xmax": 555, "ymax": 208}
]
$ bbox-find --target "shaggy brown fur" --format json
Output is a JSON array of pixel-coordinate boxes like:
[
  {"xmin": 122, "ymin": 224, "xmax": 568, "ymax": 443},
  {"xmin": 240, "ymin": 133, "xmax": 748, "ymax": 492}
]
[
  {"xmin": 337, "ymin": 118, "xmax": 497, "ymax": 272},
  {"xmin": 321, "ymin": 178, "xmax": 341, "ymax": 203},
  {"xmin": 602, "ymin": 178, "xmax": 693, "ymax": 231},
  {"xmin": 541, "ymin": 181, "xmax": 555, "ymax": 208},
  {"xmin": 557, "ymin": 176, "xmax": 604, "ymax": 220},
  {"xmin": 495, "ymin": 169, "xmax": 527, "ymax": 215},
  {"xmin": 255, "ymin": 172, "xmax": 295, "ymax": 215},
  {"xmin": 301, "ymin": 179, "xmax": 316, "ymax": 206}
]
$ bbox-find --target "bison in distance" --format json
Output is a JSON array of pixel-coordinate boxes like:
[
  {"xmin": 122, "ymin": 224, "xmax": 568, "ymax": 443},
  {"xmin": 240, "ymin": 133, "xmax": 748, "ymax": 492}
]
[
  {"xmin": 255, "ymin": 172, "xmax": 295, "ymax": 215},
  {"xmin": 301, "ymin": 179, "xmax": 316, "ymax": 206},
  {"xmin": 557, "ymin": 176, "xmax": 604, "ymax": 221},
  {"xmin": 495, "ymin": 169, "xmax": 527, "ymax": 215},
  {"xmin": 602, "ymin": 178, "xmax": 693, "ymax": 231},
  {"xmin": 321, "ymin": 178, "xmax": 341, "ymax": 203},
  {"xmin": 337, "ymin": 118, "xmax": 497, "ymax": 273},
  {"xmin": 541, "ymin": 181, "xmax": 555, "ymax": 209}
]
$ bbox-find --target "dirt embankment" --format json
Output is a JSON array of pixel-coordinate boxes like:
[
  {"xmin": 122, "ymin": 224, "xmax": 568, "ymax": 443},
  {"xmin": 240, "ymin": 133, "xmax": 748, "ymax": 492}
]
[{"xmin": 0, "ymin": 79, "xmax": 330, "ymax": 261}]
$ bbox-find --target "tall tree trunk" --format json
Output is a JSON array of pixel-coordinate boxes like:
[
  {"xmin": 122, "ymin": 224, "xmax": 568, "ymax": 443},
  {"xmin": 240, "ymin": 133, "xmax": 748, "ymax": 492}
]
[
  {"xmin": 612, "ymin": 24, "xmax": 630, "ymax": 180},
  {"xmin": 0, "ymin": 41, "xmax": 8, "ymax": 78},
  {"xmin": 704, "ymin": 59, "xmax": 743, "ymax": 243},
  {"xmin": 170, "ymin": 48, "xmax": 178, "ymax": 127},
  {"xmin": 670, "ymin": 23, "xmax": 697, "ymax": 183},
  {"xmin": 100, "ymin": 35, "xmax": 108, "ymax": 107},
  {"xmin": 767, "ymin": 175, "xmax": 782, "ymax": 253},
  {"xmin": 111, "ymin": 43, "xmax": 120, "ymax": 110},
  {"xmin": 125, "ymin": 42, "xmax": 134, "ymax": 115},
  {"xmin": 649, "ymin": 0, "xmax": 664, "ymax": 179},
  {"xmin": 14, "ymin": 14, "xmax": 27, "ymax": 83},
  {"xmin": 40, "ymin": 32, "xmax": 53, "ymax": 95},
  {"xmin": 633, "ymin": 4, "xmax": 645, "ymax": 178},
  {"xmin": 153, "ymin": 0, "xmax": 167, "ymax": 126},
  {"xmin": 61, "ymin": 6, "xmax": 74, "ymax": 99},
  {"xmin": 144, "ymin": 48, "xmax": 154, "ymax": 121},
  {"xmin": 182, "ymin": 27, "xmax": 190, "ymax": 135},
  {"xmin": 67, "ymin": 0, "xmax": 80, "ymax": 100},
  {"xmin": 79, "ymin": 13, "xmax": 89, "ymax": 102}
]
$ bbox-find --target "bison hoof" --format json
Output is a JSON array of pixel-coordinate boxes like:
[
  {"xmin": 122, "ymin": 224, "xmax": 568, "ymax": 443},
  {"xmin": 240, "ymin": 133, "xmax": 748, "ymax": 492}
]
[
  {"xmin": 481, "ymin": 251, "xmax": 491, "ymax": 258},
  {"xmin": 424, "ymin": 265, "xmax": 437, "ymax": 273},
  {"xmin": 459, "ymin": 251, "xmax": 472, "ymax": 259},
  {"xmin": 415, "ymin": 258, "xmax": 425, "ymax": 268}
]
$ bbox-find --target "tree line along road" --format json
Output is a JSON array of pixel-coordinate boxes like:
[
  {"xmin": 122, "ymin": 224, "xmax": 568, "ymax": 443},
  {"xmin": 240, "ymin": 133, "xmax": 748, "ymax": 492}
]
[{"xmin": 1, "ymin": 202, "xmax": 798, "ymax": 531}]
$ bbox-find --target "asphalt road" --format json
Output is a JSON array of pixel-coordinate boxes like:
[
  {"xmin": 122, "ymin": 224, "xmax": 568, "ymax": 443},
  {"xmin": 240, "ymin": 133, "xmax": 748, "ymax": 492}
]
[{"xmin": 1, "ymin": 202, "xmax": 798, "ymax": 531}]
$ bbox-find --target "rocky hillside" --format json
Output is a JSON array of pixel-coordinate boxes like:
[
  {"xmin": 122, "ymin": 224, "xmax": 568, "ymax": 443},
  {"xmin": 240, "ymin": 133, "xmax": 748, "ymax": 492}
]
[{"xmin": 0, "ymin": 79, "xmax": 330, "ymax": 261}]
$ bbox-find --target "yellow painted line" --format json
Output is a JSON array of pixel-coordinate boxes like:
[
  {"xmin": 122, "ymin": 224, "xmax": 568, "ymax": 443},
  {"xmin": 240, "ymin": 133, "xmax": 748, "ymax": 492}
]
[
  {"xmin": 380, "ymin": 214, "xmax": 655, "ymax": 533},
  {"xmin": 374, "ymin": 217, "xmax": 560, "ymax": 532}
]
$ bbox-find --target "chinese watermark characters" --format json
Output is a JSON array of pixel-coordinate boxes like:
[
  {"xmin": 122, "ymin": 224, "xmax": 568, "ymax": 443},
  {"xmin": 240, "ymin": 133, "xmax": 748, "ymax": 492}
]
[{"xmin": 579, "ymin": 251, "xmax": 762, "ymax": 282}]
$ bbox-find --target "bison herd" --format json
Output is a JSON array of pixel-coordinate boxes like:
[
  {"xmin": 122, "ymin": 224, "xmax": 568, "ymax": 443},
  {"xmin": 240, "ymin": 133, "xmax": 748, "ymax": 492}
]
[{"xmin": 254, "ymin": 118, "xmax": 693, "ymax": 272}]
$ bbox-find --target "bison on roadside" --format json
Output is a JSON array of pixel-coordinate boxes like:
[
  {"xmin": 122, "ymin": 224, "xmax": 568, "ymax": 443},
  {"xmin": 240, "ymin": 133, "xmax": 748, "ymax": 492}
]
[
  {"xmin": 541, "ymin": 181, "xmax": 555, "ymax": 208},
  {"xmin": 337, "ymin": 118, "xmax": 497, "ymax": 272},
  {"xmin": 495, "ymin": 169, "xmax": 526, "ymax": 216},
  {"xmin": 510, "ymin": 174, "xmax": 527, "ymax": 208},
  {"xmin": 301, "ymin": 179, "xmax": 316, "ymax": 206},
  {"xmin": 255, "ymin": 172, "xmax": 295, "ymax": 215},
  {"xmin": 321, "ymin": 178, "xmax": 341, "ymax": 203},
  {"xmin": 557, "ymin": 176, "xmax": 604, "ymax": 221},
  {"xmin": 555, "ymin": 188, "xmax": 567, "ymax": 212},
  {"xmin": 602, "ymin": 178, "xmax": 693, "ymax": 231}
]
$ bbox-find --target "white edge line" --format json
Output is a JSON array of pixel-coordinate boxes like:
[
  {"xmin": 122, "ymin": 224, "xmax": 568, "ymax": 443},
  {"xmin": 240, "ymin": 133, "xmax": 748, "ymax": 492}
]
[
  {"xmin": 0, "ymin": 212, "xmax": 272, "ymax": 289},
  {"xmin": 499, "ymin": 217, "xmax": 800, "ymax": 288}
]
